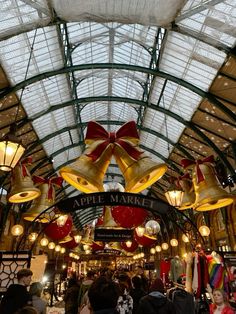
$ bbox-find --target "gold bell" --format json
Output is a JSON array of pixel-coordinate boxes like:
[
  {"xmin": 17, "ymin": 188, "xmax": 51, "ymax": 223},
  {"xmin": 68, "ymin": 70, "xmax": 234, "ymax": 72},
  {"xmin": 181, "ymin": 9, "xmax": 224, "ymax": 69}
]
[
  {"xmin": 178, "ymin": 176, "xmax": 195, "ymax": 210},
  {"xmin": 101, "ymin": 206, "xmax": 119, "ymax": 228},
  {"xmin": 192, "ymin": 163, "xmax": 234, "ymax": 211},
  {"xmin": 114, "ymin": 145, "xmax": 167, "ymax": 193},
  {"xmin": 59, "ymin": 140, "xmax": 113, "ymax": 193},
  {"xmin": 23, "ymin": 183, "xmax": 55, "ymax": 223},
  {"xmin": 8, "ymin": 163, "xmax": 41, "ymax": 203}
]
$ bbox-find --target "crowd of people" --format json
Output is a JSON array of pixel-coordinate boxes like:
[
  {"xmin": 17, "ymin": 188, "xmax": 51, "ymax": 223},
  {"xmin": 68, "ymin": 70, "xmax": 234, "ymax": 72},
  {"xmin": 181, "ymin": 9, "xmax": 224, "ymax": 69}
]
[{"xmin": 0, "ymin": 266, "xmax": 235, "ymax": 314}]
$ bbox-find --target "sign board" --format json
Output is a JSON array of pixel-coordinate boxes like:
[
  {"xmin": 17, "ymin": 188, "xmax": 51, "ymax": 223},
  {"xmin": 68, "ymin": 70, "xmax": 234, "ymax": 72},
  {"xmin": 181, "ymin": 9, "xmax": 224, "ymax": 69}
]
[
  {"xmin": 94, "ymin": 228, "xmax": 133, "ymax": 242},
  {"xmin": 56, "ymin": 192, "xmax": 169, "ymax": 214}
]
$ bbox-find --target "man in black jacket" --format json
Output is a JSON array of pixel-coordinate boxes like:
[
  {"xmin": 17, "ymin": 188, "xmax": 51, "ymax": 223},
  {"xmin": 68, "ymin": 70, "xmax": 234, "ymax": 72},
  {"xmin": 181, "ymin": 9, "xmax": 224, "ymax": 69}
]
[{"xmin": 0, "ymin": 268, "xmax": 33, "ymax": 314}]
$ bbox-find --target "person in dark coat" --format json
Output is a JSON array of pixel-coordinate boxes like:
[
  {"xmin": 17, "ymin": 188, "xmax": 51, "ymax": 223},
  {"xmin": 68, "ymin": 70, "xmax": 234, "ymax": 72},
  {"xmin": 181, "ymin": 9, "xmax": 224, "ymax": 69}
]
[
  {"xmin": 137, "ymin": 278, "xmax": 176, "ymax": 314},
  {"xmin": 64, "ymin": 277, "xmax": 80, "ymax": 314},
  {"xmin": 0, "ymin": 268, "xmax": 33, "ymax": 314},
  {"xmin": 130, "ymin": 276, "xmax": 146, "ymax": 314}
]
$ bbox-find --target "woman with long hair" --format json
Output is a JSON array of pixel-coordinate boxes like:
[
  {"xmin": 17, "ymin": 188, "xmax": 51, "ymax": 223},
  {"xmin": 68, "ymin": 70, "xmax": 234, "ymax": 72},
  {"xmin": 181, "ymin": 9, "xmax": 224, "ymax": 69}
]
[{"xmin": 209, "ymin": 289, "xmax": 235, "ymax": 314}]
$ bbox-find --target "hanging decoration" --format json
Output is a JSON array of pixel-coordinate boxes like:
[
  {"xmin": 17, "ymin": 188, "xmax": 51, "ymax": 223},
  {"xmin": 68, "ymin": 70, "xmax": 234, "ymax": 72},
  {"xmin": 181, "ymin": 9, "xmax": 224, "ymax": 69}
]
[
  {"xmin": 8, "ymin": 157, "xmax": 41, "ymax": 203},
  {"xmin": 134, "ymin": 229, "xmax": 156, "ymax": 247},
  {"xmin": 23, "ymin": 176, "xmax": 63, "ymax": 222},
  {"xmin": 44, "ymin": 215, "xmax": 72, "ymax": 240},
  {"xmin": 164, "ymin": 176, "xmax": 184, "ymax": 208},
  {"xmin": 121, "ymin": 239, "xmax": 138, "ymax": 253},
  {"xmin": 111, "ymin": 205, "xmax": 148, "ymax": 228},
  {"xmin": 145, "ymin": 220, "xmax": 160, "ymax": 236},
  {"xmin": 181, "ymin": 155, "xmax": 234, "ymax": 211},
  {"xmin": 60, "ymin": 121, "xmax": 167, "ymax": 193},
  {"xmin": 176, "ymin": 173, "xmax": 195, "ymax": 210}
]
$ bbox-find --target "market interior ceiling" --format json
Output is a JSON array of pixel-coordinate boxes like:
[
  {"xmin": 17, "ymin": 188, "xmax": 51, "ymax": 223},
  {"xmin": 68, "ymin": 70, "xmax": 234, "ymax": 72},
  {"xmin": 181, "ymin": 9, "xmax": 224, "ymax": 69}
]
[{"xmin": 0, "ymin": 0, "xmax": 236, "ymax": 228}]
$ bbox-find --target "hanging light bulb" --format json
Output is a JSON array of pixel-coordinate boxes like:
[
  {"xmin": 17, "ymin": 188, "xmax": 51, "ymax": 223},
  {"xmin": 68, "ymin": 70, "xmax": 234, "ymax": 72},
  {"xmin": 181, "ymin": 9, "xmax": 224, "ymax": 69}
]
[
  {"xmin": 155, "ymin": 245, "xmax": 162, "ymax": 252},
  {"xmin": 125, "ymin": 240, "xmax": 132, "ymax": 248},
  {"xmin": 83, "ymin": 244, "xmax": 90, "ymax": 251},
  {"xmin": 11, "ymin": 224, "xmax": 24, "ymax": 236},
  {"xmin": 161, "ymin": 242, "xmax": 169, "ymax": 250},
  {"xmin": 74, "ymin": 234, "xmax": 82, "ymax": 243},
  {"xmin": 170, "ymin": 238, "xmax": 178, "ymax": 247},
  {"xmin": 199, "ymin": 225, "xmax": 210, "ymax": 237},
  {"xmin": 135, "ymin": 226, "xmax": 145, "ymax": 237},
  {"xmin": 150, "ymin": 248, "xmax": 156, "ymax": 254},
  {"xmin": 28, "ymin": 232, "xmax": 38, "ymax": 242},
  {"xmin": 0, "ymin": 126, "xmax": 25, "ymax": 172},
  {"xmin": 55, "ymin": 245, "xmax": 61, "ymax": 252},
  {"xmin": 145, "ymin": 220, "xmax": 160, "ymax": 236},
  {"xmin": 182, "ymin": 234, "xmax": 189, "ymax": 243},
  {"xmin": 56, "ymin": 215, "xmax": 68, "ymax": 227},
  {"xmin": 40, "ymin": 237, "xmax": 49, "ymax": 247},
  {"xmin": 48, "ymin": 242, "xmax": 55, "ymax": 250},
  {"xmin": 60, "ymin": 247, "xmax": 66, "ymax": 254}
]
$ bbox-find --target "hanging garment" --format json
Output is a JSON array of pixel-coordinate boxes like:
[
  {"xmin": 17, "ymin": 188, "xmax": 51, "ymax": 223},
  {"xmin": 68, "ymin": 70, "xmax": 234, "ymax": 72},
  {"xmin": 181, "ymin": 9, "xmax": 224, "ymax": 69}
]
[
  {"xmin": 167, "ymin": 286, "xmax": 195, "ymax": 314},
  {"xmin": 160, "ymin": 259, "xmax": 171, "ymax": 283}
]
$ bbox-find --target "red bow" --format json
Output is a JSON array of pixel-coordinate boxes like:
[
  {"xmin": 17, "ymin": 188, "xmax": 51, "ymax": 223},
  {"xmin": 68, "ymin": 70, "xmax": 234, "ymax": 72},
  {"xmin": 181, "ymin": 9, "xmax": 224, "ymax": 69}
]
[
  {"xmin": 19, "ymin": 157, "xmax": 33, "ymax": 177},
  {"xmin": 181, "ymin": 155, "xmax": 215, "ymax": 184},
  {"xmin": 33, "ymin": 176, "xmax": 63, "ymax": 200},
  {"xmin": 85, "ymin": 121, "xmax": 142, "ymax": 161}
]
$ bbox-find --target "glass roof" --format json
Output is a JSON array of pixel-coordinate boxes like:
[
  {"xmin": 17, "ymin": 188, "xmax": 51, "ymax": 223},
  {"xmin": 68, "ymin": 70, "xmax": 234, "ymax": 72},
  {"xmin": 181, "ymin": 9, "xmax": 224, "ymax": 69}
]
[{"xmin": 0, "ymin": 0, "xmax": 235, "ymax": 198}]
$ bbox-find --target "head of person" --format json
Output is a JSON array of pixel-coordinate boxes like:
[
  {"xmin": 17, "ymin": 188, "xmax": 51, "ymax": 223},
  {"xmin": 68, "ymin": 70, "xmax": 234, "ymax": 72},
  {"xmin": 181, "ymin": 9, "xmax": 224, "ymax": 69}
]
[
  {"xmin": 15, "ymin": 306, "xmax": 38, "ymax": 314},
  {"xmin": 135, "ymin": 265, "xmax": 144, "ymax": 276},
  {"xmin": 150, "ymin": 278, "xmax": 165, "ymax": 294},
  {"xmin": 17, "ymin": 269, "xmax": 33, "ymax": 287},
  {"xmin": 29, "ymin": 282, "xmax": 43, "ymax": 297},
  {"xmin": 117, "ymin": 272, "xmax": 131, "ymax": 293},
  {"xmin": 132, "ymin": 276, "xmax": 143, "ymax": 289},
  {"xmin": 67, "ymin": 277, "xmax": 78, "ymax": 288},
  {"xmin": 88, "ymin": 276, "xmax": 120, "ymax": 311},
  {"xmin": 86, "ymin": 270, "xmax": 95, "ymax": 280},
  {"xmin": 212, "ymin": 288, "xmax": 228, "ymax": 306}
]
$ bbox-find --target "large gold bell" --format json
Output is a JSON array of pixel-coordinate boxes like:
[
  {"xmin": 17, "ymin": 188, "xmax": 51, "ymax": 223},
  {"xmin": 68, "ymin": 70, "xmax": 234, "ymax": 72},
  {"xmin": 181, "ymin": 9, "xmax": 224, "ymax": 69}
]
[
  {"xmin": 59, "ymin": 140, "xmax": 113, "ymax": 193},
  {"xmin": 8, "ymin": 164, "xmax": 41, "ymax": 203},
  {"xmin": 192, "ymin": 164, "xmax": 234, "ymax": 211},
  {"xmin": 114, "ymin": 145, "xmax": 167, "ymax": 193},
  {"xmin": 23, "ymin": 183, "xmax": 54, "ymax": 223},
  {"xmin": 178, "ymin": 177, "xmax": 195, "ymax": 210}
]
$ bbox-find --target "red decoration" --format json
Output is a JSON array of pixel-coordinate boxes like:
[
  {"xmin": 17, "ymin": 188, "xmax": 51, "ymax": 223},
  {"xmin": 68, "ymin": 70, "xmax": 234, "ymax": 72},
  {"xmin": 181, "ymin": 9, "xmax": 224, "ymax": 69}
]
[
  {"xmin": 85, "ymin": 121, "xmax": 142, "ymax": 161},
  {"xmin": 62, "ymin": 237, "xmax": 78, "ymax": 249},
  {"xmin": 92, "ymin": 241, "xmax": 105, "ymax": 251},
  {"xmin": 121, "ymin": 240, "xmax": 138, "ymax": 252},
  {"xmin": 95, "ymin": 216, "xmax": 104, "ymax": 227},
  {"xmin": 111, "ymin": 206, "xmax": 147, "ymax": 228},
  {"xmin": 134, "ymin": 230, "xmax": 156, "ymax": 247},
  {"xmin": 44, "ymin": 215, "xmax": 72, "ymax": 240}
]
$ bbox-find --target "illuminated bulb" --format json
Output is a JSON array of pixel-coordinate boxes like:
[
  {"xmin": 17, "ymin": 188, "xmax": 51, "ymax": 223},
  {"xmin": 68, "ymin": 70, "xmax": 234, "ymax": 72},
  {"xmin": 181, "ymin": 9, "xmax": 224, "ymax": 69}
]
[
  {"xmin": 40, "ymin": 237, "xmax": 49, "ymax": 247},
  {"xmin": 170, "ymin": 238, "xmax": 178, "ymax": 247},
  {"xmin": 199, "ymin": 225, "xmax": 210, "ymax": 237},
  {"xmin": 28, "ymin": 232, "xmax": 38, "ymax": 242},
  {"xmin": 62, "ymin": 264, "xmax": 66, "ymax": 269},
  {"xmin": 125, "ymin": 241, "xmax": 132, "ymax": 248},
  {"xmin": 140, "ymin": 252, "xmax": 144, "ymax": 258},
  {"xmin": 74, "ymin": 235, "xmax": 82, "ymax": 243},
  {"xmin": 11, "ymin": 224, "xmax": 24, "ymax": 236},
  {"xmin": 161, "ymin": 243, "xmax": 169, "ymax": 250},
  {"xmin": 48, "ymin": 242, "xmax": 55, "ymax": 250},
  {"xmin": 56, "ymin": 215, "xmax": 68, "ymax": 227},
  {"xmin": 55, "ymin": 245, "xmax": 61, "ymax": 252},
  {"xmin": 155, "ymin": 245, "xmax": 162, "ymax": 252},
  {"xmin": 83, "ymin": 244, "xmax": 90, "ymax": 251},
  {"xmin": 135, "ymin": 226, "xmax": 145, "ymax": 237},
  {"xmin": 60, "ymin": 247, "xmax": 66, "ymax": 254},
  {"xmin": 182, "ymin": 234, "xmax": 189, "ymax": 243},
  {"xmin": 85, "ymin": 249, "xmax": 91, "ymax": 254},
  {"xmin": 150, "ymin": 248, "xmax": 156, "ymax": 254}
]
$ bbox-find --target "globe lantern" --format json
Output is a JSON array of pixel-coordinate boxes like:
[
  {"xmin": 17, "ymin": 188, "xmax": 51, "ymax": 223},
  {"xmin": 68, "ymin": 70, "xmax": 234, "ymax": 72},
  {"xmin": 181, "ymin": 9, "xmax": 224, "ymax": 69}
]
[
  {"xmin": 161, "ymin": 242, "xmax": 169, "ymax": 250},
  {"xmin": 199, "ymin": 225, "xmax": 210, "ymax": 237},
  {"xmin": 145, "ymin": 220, "xmax": 160, "ymax": 236},
  {"xmin": 44, "ymin": 215, "xmax": 72, "ymax": 240},
  {"xmin": 11, "ymin": 224, "xmax": 24, "ymax": 236},
  {"xmin": 170, "ymin": 238, "xmax": 178, "ymax": 247}
]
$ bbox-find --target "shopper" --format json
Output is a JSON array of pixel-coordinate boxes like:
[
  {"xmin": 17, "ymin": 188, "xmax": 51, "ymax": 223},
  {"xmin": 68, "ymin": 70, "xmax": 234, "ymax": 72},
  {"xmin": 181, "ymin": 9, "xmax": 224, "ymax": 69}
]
[
  {"xmin": 0, "ymin": 268, "xmax": 33, "ymax": 314},
  {"xmin": 116, "ymin": 273, "xmax": 133, "ymax": 314},
  {"xmin": 209, "ymin": 288, "xmax": 235, "ymax": 314},
  {"xmin": 64, "ymin": 277, "xmax": 80, "ymax": 314},
  {"xmin": 88, "ymin": 276, "xmax": 120, "ymax": 314},
  {"xmin": 137, "ymin": 278, "xmax": 176, "ymax": 314},
  {"xmin": 15, "ymin": 306, "xmax": 38, "ymax": 314},
  {"xmin": 29, "ymin": 282, "xmax": 47, "ymax": 314},
  {"xmin": 130, "ymin": 276, "xmax": 146, "ymax": 314}
]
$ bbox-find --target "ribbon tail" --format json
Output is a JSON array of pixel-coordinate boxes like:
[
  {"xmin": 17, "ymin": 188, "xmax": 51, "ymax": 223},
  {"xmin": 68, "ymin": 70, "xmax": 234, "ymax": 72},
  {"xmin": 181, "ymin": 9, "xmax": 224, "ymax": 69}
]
[{"xmin": 116, "ymin": 140, "xmax": 143, "ymax": 160}]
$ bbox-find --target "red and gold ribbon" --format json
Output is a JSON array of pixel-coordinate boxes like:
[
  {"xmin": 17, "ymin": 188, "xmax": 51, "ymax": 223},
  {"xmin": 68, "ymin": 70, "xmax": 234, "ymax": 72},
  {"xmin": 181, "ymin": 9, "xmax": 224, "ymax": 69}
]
[
  {"xmin": 33, "ymin": 176, "xmax": 63, "ymax": 200},
  {"xmin": 181, "ymin": 155, "xmax": 215, "ymax": 184},
  {"xmin": 85, "ymin": 121, "xmax": 142, "ymax": 161},
  {"xmin": 20, "ymin": 157, "xmax": 33, "ymax": 177}
]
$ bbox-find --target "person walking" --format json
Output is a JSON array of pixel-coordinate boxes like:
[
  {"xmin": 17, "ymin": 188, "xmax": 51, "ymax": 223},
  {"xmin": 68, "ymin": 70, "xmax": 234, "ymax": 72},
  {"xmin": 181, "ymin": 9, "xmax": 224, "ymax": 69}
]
[
  {"xmin": 64, "ymin": 277, "xmax": 80, "ymax": 314},
  {"xmin": 29, "ymin": 282, "xmax": 47, "ymax": 314},
  {"xmin": 0, "ymin": 268, "xmax": 33, "ymax": 314}
]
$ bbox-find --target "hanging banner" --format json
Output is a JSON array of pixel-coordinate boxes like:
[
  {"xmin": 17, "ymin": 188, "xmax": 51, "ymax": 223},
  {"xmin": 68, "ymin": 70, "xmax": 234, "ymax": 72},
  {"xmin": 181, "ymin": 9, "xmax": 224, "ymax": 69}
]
[
  {"xmin": 94, "ymin": 228, "xmax": 133, "ymax": 242},
  {"xmin": 56, "ymin": 192, "xmax": 168, "ymax": 214}
]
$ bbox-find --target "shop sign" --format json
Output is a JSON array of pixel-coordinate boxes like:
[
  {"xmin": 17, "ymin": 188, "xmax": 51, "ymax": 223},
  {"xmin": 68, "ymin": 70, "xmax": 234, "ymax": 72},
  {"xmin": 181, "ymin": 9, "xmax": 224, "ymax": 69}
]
[
  {"xmin": 94, "ymin": 249, "xmax": 121, "ymax": 255},
  {"xmin": 94, "ymin": 228, "xmax": 133, "ymax": 242},
  {"xmin": 56, "ymin": 192, "xmax": 168, "ymax": 214}
]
